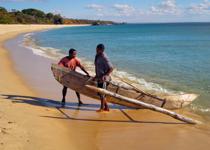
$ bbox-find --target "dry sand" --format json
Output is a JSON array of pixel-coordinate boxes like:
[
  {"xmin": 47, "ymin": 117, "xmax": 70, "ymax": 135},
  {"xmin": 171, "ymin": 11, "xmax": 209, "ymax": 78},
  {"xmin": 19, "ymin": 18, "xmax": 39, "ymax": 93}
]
[{"xmin": 1, "ymin": 24, "xmax": 210, "ymax": 150}]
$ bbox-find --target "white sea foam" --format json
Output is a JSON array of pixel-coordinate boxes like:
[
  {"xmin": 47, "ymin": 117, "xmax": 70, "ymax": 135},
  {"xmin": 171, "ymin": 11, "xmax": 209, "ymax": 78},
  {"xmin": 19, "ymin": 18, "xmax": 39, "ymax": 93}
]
[
  {"xmin": 21, "ymin": 33, "xmax": 64, "ymax": 60},
  {"xmin": 113, "ymin": 69, "xmax": 175, "ymax": 93},
  {"xmin": 190, "ymin": 104, "xmax": 210, "ymax": 114}
]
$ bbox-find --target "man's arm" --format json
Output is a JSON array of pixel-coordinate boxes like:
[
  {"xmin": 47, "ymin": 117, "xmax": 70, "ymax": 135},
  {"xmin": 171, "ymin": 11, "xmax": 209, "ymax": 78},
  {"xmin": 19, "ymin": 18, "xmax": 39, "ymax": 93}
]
[
  {"xmin": 104, "ymin": 55, "xmax": 114, "ymax": 76},
  {"xmin": 76, "ymin": 58, "xmax": 90, "ymax": 76},
  {"xmin": 102, "ymin": 67, "xmax": 113, "ymax": 81},
  {"xmin": 58, "ymin": 57, "xmax": 65, "ymax": 67},
  {"xmin": 105, "ymin": 67, "xmax": 113, "ymax": 76},
  {"xmin": 58, "ymin": 57, "xmax": 70, "ymax": 68},
  {"xmin": 102, "ymin": 56, "xmax": 114, "ymax": 81},
  {"xmin": 79, "ymin": 64, "xmax": 90, "ymax": 77}
]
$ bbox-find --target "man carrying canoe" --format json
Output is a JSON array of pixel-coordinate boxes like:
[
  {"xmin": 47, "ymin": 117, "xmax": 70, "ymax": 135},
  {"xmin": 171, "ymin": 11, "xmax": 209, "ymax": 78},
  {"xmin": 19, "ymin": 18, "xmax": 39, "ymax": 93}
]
[
  {"xmin": 58, "ymin": 48, "xmax": 89, "ymax": 106},
  {"xmin": 93, "ymin": 44, "xmax": 113, "ymax": 112}
]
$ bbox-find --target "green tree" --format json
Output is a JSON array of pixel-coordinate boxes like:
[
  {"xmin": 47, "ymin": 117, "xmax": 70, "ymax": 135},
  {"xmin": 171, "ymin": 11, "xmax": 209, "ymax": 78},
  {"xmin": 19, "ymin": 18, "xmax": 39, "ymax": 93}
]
[
  {"xmin": 53, "ymin": 14, "xmax": 63, "ymax": 24},
  {"xmin": 0, "ymin": 6, "xmax": 14, "ymax": 24},
  {"xmin": 22, "ymin": 8, "xmax": 45, "ymax": 18},
  {"xmin": 46, "ymin": 13, "xmax": 53, "ymax": 19},
  {"xmin": 0, "ymin": 7, "xmax": 7, "ymax": 13},
  {"xmin": 0, "ymin": 6, "xmax": 115, "ymax": 25}
]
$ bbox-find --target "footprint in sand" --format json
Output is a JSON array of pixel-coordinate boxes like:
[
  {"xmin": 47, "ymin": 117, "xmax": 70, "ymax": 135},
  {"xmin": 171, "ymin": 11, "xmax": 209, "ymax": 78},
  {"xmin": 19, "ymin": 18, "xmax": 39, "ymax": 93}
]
[{"xmin": 0, "ymin": 128, "xmax": 7, "ymax": 134}]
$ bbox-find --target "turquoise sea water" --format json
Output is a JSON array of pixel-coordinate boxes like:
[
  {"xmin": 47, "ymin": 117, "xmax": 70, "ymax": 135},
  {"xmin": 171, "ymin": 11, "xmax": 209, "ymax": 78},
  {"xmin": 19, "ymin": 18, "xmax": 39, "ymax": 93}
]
[{"xmin": 24, "ymin": 23, "xmax": 210, "ymax": 115}]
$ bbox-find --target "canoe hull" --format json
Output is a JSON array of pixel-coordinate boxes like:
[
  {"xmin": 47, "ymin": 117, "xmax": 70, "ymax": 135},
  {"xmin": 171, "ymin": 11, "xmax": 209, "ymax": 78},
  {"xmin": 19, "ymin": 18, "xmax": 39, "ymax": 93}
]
[{"xmin": 51, "ymin": 64, "xmax": 197, "ymax": 109}]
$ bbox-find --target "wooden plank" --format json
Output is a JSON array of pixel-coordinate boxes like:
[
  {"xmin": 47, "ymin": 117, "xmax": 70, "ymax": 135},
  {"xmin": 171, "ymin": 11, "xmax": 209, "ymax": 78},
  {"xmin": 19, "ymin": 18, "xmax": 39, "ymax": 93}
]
[{"xmin": 85, "ymin": 85, "xmax": 201, "ymax": 124}]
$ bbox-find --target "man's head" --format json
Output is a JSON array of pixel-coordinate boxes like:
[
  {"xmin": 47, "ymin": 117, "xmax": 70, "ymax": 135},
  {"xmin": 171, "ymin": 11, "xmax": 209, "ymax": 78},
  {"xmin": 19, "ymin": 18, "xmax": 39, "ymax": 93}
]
[
  {"xmin": 69, "ymin": 48, "xmax": 77, "ymax": 58},
  {"xmin": 96, "ymin": 44, "xmax": 105, "ymax": 54}
]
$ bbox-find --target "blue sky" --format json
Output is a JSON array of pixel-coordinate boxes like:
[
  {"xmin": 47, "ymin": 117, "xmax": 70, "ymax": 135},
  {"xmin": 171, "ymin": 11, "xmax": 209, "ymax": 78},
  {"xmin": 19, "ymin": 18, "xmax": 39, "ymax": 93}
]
[{"xmin": 0, "ymin": 0, "xmax": 210, "ymax": 22}]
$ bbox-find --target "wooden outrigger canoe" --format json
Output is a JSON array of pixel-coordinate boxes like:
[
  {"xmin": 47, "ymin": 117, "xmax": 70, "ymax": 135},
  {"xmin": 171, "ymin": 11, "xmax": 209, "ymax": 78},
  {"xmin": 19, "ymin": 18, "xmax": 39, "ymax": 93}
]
[
  {"xmin": 51, "ymin": 64, "xmax": 201, "ymax": 124},
  {"xmin": 51, "ymin": 64, "xmax": 198, "ymax": 110}
]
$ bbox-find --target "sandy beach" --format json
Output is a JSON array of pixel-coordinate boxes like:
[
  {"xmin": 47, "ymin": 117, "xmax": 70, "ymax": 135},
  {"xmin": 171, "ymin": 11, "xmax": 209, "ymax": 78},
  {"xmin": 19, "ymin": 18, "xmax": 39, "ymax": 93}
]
[{"xmin": 1, "ymin": 24, "xmax": 210, "ymax": 150}]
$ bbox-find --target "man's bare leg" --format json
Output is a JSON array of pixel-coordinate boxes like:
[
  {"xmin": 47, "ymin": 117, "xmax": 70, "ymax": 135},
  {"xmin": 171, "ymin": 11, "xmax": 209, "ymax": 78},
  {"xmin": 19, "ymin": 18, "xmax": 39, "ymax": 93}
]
[
  {"xmin": 96, "ymin": 82, "xmax": 109, "ymax": 112},
  {"xmin": 96, "ymin": 95, "xmax": 104, "ymax": 112},
  {"xmin": 62, "ymin": 86, "xmax": 67, "ymax": 106},
  {"xmin": 75, "ymin": 92, "xmax": 83, "ymax": 105},
  {"xmin": 103, "ymin": 98, "xmax": 109, "ymax": 111}
]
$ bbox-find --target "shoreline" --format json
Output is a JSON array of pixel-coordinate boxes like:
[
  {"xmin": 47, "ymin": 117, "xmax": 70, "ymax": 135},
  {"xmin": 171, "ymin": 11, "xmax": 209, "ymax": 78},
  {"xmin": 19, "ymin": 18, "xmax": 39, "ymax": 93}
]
[{"xmin": 1, "ymin": 24, "xmax": 210, "ymax": 150}]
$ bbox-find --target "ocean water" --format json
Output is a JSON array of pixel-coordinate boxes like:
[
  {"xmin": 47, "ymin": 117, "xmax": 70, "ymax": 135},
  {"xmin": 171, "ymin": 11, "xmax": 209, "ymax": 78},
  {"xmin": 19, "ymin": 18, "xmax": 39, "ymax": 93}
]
[{"xmin": 22, "ymin": 23, "xmax": 210, "ymax": 116}]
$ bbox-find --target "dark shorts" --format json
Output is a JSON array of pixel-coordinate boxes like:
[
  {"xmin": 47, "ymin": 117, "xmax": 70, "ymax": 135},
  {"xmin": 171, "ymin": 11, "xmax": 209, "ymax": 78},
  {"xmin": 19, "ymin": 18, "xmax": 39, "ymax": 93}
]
[{"xmin": 97, "ymin": 82, "xmax": 108, "ymax": 99}]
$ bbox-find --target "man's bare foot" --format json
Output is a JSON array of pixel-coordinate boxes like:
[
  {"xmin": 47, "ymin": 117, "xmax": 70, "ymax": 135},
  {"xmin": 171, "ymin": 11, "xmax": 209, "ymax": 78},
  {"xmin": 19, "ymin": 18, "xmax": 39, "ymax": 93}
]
[
  {"xmin": 96, "ymin": 109, "xmax": 103, "ymax": 112},
  {"xmin": 61, "ymin": 101, "xmax": 65, "ymax": 107},
  {"xmin": 104, "ymin": 108, "xmax": 110, "ymax": 112},
  {"xmin": 78, "ymin": 101, "xmax": 83, "ymax": 106}
]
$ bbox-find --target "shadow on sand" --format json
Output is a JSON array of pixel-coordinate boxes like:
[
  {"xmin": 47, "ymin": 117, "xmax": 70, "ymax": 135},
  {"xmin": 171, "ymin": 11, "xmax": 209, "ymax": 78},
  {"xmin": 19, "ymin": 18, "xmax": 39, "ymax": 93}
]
[{"xmin": 1, "ymin": 94, "xmax": 185, "ymax": 125}]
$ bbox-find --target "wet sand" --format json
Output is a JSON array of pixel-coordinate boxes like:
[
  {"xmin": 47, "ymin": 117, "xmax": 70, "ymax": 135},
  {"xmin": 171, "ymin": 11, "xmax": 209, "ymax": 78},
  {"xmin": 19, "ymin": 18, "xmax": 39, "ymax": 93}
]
[{"xmin": 1, "ymin": 25, "xmax": 210, "ymax": 150}]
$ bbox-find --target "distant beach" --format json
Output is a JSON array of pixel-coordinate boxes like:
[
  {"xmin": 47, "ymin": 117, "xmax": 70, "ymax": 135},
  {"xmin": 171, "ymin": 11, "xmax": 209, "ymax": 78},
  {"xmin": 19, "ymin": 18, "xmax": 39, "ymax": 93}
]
[{"xmin": 1, "ymin": 24, "xmax": 210, "ymax": 150}]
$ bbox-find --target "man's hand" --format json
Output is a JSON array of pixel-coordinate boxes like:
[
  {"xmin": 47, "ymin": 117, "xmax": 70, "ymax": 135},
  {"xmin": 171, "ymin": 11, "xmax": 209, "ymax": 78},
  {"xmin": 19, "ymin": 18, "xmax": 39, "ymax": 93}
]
[
  {"xmin": 86, "ymin": 73, "xmax": 90, "ymax": 77},
  {"xmin": 92, "ymin": 76, "xmax": 97, "ymax": 81},
  {"xmin": 102, "ymin": 75, "xmax": 108, "ymax": 82},
  {"xmin": 80, "ymin": 65, "xmax": 90, "ymax": 77}
]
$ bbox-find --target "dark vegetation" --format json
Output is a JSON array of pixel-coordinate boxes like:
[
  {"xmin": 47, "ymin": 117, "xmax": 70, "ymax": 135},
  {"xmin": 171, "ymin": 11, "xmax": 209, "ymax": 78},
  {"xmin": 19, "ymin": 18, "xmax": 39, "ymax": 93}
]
[{"xmin": 0, "ymin": 6, "xmax": 116, "ymax": 25}]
